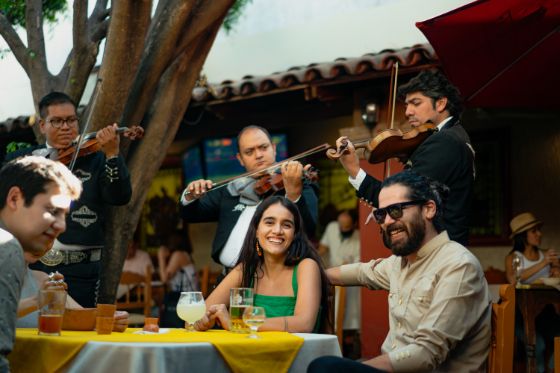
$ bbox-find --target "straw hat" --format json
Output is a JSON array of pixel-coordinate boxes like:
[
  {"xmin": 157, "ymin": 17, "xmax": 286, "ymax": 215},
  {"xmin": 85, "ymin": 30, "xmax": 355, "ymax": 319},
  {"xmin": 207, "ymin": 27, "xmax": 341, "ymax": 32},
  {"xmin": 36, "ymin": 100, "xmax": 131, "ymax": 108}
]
[{"xmin": 509, "ymin": 212, "xmax": 542, "ymax": 239}]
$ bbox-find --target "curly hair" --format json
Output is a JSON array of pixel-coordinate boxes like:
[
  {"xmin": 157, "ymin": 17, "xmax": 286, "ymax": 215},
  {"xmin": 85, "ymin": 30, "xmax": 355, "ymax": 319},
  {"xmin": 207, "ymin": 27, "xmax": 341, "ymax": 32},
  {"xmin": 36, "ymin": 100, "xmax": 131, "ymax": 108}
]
[
  {"xmin": 380, "ymin": 170, "xmax": 449, "ymax": 233},
  {"xmin": 235, "ymin": 195, "xmax": 331, "ymax": 332},
  {"xmin": 398, "ymin": 70, "xmax": 463, "ymax": 117}
]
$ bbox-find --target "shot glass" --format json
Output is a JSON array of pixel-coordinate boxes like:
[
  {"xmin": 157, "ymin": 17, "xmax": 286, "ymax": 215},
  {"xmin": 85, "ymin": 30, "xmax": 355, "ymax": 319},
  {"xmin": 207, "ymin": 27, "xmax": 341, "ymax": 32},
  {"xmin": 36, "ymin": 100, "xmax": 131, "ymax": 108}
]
[{"xmin": 96, "ymin": 303, "xmax": 116, "ymax": 335}]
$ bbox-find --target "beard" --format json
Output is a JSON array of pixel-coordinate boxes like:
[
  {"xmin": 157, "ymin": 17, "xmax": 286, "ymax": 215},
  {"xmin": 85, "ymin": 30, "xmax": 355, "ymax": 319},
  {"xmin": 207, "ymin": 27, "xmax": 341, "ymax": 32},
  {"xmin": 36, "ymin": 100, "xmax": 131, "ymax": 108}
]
[{"xmin": 382, "ymin": 215, "xmax": 425, "ymax": 257}]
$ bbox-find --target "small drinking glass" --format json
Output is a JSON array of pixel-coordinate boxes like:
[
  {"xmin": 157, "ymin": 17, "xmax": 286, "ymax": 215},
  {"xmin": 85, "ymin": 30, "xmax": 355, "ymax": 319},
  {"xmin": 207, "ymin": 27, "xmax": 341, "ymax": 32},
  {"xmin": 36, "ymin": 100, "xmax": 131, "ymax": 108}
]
[
  {"xmin": 242, "ymin": 306, "xmax": 266, "ymax": 339},
  {"xmin": 176, "ymin": 291, "xmax": 206, "ymax": 332},
  {"xmin": 512, "ymin": 255, "xmax": 522, "ymax": 287}
]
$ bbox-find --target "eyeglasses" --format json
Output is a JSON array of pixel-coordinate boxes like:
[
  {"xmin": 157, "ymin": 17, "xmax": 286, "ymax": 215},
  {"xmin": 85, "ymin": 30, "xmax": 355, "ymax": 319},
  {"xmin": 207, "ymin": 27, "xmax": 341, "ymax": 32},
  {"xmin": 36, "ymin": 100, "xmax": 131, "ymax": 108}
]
[
  {"xmin": 373, "ymin": 200, "xmax": 425, "ymax": 224},
  {"xmin": 46, "ymin": 117, "xmax": 79, "ymax": 128}
]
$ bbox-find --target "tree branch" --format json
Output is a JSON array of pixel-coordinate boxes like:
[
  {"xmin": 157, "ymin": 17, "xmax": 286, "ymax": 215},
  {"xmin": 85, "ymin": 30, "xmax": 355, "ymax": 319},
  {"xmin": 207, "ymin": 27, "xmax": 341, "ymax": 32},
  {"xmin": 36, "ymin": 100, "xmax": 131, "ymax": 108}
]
[
  {"xmin": 91, "ymin": 0, "xmax": 110, "ymax": 22},
  {"xmin": 24, "ymin": 0, "xmax": 48, "ymax": 74},
  {"xmin": 121, "ymin": 0, "xmax": 215, "ymax": 126},
  {"xmin": 0, "ymin": 13, "xmax": 30, "ymax": 73},
  {"xmin": 173, "ymin": 0, "xmax": 235, "ymax": 60},
  {"xmin": 73, "ymin": 0, "xmax": 89, "ymax": 48},
  {"xmin": 90, "ymin": 18, "xmax": 109, "ymax": 43}
]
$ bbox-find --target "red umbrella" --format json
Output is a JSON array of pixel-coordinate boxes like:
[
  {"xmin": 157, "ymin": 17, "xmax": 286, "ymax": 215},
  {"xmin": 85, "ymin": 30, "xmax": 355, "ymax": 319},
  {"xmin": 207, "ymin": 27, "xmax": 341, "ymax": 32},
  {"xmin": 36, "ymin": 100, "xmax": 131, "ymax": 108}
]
[{"xmin": 417, "ymin": 0, "xmax": 560, "ymax": 109}]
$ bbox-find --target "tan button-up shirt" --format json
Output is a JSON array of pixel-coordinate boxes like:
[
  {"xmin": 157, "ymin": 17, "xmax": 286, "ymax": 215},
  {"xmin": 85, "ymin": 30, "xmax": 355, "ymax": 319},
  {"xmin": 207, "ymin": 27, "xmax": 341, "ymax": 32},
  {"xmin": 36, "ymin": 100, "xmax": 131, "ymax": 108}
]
[{"xmin": 340, "ymin": 231, "xmax": 491, "ymax": 372}]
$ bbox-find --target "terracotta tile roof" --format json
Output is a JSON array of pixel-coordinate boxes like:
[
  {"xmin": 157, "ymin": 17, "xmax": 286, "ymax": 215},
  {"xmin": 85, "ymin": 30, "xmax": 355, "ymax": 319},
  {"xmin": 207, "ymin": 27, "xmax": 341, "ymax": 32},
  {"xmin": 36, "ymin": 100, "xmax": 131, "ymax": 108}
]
[{"xmin": 193, "ymin": 43, "xmax": 438, "ymax": 104}]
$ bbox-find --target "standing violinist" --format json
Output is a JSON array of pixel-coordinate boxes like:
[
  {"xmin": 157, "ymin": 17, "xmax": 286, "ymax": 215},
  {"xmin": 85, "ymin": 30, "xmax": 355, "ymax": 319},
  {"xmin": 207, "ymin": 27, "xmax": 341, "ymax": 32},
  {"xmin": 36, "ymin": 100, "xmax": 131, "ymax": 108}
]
[
  {"xmin": 336, "ymin": 70, "xmax": 474, "ymax": 245},
  {"xmin": 180, "ymin": 125, "xmax": 318, "ymax": 273},
  {"xmin": 5, "ymin": 91, "xmax": 132, "ymax": 307}
]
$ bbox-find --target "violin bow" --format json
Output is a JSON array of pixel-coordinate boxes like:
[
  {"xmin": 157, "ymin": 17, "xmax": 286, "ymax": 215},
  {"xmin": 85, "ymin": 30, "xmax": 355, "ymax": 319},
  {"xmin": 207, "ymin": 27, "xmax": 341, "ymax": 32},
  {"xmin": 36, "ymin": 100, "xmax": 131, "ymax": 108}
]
[
  {"xmin": 384, "ymin": 62, "xmax": 399, "ymax": 178},
  {"xmin": 68, "ymin": 79, "xmax": 102, "ymax": 171},
  {"xmin": 182, "ymin": 143, "xmax": 330, "ymax": 198}
]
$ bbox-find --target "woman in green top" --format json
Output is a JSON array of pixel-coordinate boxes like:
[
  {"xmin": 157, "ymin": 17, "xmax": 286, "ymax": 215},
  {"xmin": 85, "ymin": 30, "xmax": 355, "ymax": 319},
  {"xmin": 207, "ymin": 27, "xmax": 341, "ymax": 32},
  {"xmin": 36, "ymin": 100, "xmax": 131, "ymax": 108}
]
[{"xmin": 195, "ymin": 196, "xmax": 330, "ymax": 333}]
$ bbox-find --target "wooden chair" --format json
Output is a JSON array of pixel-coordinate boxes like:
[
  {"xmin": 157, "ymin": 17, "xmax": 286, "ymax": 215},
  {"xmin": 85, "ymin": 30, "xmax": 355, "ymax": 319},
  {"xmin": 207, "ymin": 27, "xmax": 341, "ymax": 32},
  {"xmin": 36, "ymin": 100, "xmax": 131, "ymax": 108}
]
[
  {"xmin": 334, "ymin": 286, "xmax": 347, "ymax": 351},
  {"xmin": 198, "ymin": 265, "xmax": 221, "ymax": 298},
  {"xmin": 488, "ymin": 284, "xmax": 515, "ymax": 373},
  {"xmin": 484, "ymin": 266, "xmax": 508, "ymax": 284},
  {"xmin": 116, "ymin": 265, "xmax": 153, "ymax": 325}
]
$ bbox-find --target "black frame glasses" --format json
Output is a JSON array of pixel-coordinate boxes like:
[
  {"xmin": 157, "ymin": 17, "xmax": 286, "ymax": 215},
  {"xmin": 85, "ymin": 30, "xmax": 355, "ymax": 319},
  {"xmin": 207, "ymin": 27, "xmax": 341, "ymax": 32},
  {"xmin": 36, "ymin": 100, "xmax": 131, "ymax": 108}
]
[
  {"xmin": 373, "ymin": 200, "xmax": 425, "ymax": 224},
  {"xmin": 47, "ymin": 117, "xmax": 79, "ymax": 129}
]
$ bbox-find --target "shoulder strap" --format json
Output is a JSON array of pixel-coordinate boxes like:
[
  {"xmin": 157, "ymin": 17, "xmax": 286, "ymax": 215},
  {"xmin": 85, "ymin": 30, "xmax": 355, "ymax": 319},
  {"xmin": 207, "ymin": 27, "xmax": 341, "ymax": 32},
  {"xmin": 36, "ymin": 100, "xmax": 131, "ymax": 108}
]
[{"xmin": 291, "ymin": 263, "xmax": 299, "ymax": 296}]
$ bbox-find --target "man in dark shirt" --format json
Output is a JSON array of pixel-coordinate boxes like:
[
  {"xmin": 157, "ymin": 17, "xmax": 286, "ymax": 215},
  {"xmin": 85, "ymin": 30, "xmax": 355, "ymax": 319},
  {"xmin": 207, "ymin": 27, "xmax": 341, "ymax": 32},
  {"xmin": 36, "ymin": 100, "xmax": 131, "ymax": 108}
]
[
  {"xmin": 0, "ymin": 156, "xmax": 81, "ymax": 371},
  {"xmin": 5, "ymin": 92, "xmax": 132, "ymax": 307},
  {"xmin": 335, "ymin": 70, "xmax": 474, "ymax": 245}
]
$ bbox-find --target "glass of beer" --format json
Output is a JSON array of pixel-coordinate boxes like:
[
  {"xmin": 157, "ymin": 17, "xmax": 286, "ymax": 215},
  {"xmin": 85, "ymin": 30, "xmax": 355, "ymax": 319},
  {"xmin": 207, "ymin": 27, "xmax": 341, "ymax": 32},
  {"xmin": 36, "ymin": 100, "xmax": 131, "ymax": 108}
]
[
  {"xmin": 38, "ymin": 288, "xmax": 67, "ymax": 336},
  {"xmin": 229, "ymin": 288, "xmax": 253, "ymax": 333}
]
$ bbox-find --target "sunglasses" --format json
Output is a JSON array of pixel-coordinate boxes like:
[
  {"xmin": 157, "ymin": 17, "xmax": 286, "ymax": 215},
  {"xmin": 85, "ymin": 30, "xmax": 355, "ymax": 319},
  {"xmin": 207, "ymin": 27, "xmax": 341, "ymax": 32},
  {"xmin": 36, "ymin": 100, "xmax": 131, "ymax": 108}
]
[{"xmin": 373, "ymin": 200, "xmax": 425, "ymax": 224}]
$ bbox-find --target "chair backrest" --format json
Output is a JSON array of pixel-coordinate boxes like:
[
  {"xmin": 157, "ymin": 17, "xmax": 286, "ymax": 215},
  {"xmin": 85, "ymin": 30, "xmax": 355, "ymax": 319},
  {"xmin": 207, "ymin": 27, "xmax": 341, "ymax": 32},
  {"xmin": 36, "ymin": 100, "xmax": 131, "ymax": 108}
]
[
  {"xmin": 484, "ymin": 266, "xmax": 508, "ymax": 284},
  {"xmin": 488, "ymin": 284, "xmax": 515, "ymax": 373},
  {"xmin": 116, "ymin": 265, "xmax": 153, "ymax": 317},
  {"xmin": 335, "ymin": 286, "xmax": 347, "ymax": 351},
  {"xmin": 199, "ymin": 265, "xmax": 210, "ymax": 298},
  {"xmin": 555, "ymin": 336, "xmax": 560, "ymax": 373},
  {"xmin": 198, "ymin": 265, "xmax": 221, "ymax": 298}
]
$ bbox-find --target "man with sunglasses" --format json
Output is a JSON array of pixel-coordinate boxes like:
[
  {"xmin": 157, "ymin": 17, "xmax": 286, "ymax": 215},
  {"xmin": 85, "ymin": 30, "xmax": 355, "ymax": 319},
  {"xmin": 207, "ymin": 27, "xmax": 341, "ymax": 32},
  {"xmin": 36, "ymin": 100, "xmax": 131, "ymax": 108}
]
[
  {"xmin": 335, "ymin": 70, "xmax": 474, "ymax": 246},
  {"xmin": 5, "ymin": 92, "xmax": 132, "ymax": 307},
  {"xmin": 310, "ymin": 171, "xmax": 490, "ymax": 373}
]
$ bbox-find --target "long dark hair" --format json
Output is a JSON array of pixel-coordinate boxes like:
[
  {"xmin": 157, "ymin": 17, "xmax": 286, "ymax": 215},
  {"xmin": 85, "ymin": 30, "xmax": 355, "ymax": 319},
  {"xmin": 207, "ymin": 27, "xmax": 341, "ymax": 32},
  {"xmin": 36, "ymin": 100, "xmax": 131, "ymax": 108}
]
[
  {"xmin": 236, "ymin": 195, "xmax": 331, "ymax": 332},
  {"xmin": 509, "ymin": 231, "xmax": 541, "ymax": 254}
]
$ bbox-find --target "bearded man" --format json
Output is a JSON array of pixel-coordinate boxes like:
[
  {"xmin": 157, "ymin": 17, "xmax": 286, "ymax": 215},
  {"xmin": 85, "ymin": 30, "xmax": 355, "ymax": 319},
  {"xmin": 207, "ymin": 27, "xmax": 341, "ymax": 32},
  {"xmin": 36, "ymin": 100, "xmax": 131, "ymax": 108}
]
[{"xmin": 311, "ymin": 171, "xmax": 490, "ymax": 373}]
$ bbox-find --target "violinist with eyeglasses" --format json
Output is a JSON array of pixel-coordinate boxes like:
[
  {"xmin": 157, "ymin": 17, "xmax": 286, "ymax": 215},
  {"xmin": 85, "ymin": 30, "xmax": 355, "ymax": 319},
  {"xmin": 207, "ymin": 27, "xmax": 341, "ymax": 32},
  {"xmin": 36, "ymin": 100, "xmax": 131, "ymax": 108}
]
[
  {"xmin": 5, "ymin": 91, "xmax": 133, "ymax": 308},
  {"xmin": 334, "ymin": 70, "xmax": 474, "ymax": 246},
  {"xmin": 180, "ymin": 125, "xmax": 319, "ymax": 273}
]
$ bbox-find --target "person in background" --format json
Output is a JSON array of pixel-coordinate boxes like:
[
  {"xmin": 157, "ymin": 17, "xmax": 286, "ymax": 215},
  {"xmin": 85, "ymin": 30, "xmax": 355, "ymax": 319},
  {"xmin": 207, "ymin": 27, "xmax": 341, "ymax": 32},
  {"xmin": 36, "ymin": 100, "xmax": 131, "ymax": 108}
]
[
  {"xmin": 157, "ymin": 230, "xmax": 198, "ymax": 292},
  {"xmin": 310, "ymin": 171, "xmax": 490, "ymax": 372},
  {"xmin": 505, "ymin": 212, "xmax": 559, "ymax": 284},
  {"xmin": 0, "ymin": 156, "xmax": 81, "ymax": 371},
  {"xmin": 195, "ymin": 196, "xmax": 330, "ymax": 333},
  {"xmin": 505, "ymin": 212, "xmax": 559, "ymax": 373},
  {"xmin": 123, "ymin": 239, "xmax": 154, "ymax": 278},
  {"xmin": 318, "ymin": 209, "xmax": 361, "ymax": 356}
]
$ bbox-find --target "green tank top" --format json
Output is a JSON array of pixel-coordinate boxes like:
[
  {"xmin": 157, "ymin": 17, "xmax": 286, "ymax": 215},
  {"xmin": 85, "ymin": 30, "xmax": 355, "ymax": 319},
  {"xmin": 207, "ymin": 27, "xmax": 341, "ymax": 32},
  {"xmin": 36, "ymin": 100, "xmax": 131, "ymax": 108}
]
[{"xmin": 251, "ymin": 264, "xmax": 321, "ymax": 332}]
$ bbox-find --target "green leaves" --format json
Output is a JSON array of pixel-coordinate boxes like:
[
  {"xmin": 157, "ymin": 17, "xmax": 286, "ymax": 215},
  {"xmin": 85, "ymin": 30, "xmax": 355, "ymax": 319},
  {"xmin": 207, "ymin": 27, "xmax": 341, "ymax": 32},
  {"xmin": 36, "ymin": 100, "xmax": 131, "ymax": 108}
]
[
  {"xmin": 6, "ymin": 141, "xmax": 32, "ymax": 154},
  {"xmin": 222, "ymin": 0, "xmax": 252, "ymax": 34},
  {"xmin": 0, "ymin": 0, "xmax": 67, "ymax": 28}
]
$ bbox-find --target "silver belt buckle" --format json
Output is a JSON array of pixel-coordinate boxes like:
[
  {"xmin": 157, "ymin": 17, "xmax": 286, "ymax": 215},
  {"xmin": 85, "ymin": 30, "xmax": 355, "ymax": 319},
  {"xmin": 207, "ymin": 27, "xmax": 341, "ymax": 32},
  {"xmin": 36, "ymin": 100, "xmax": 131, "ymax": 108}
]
[{"xmin": 40, "ymin": 249, "xmax": 64, "ymax": 266}]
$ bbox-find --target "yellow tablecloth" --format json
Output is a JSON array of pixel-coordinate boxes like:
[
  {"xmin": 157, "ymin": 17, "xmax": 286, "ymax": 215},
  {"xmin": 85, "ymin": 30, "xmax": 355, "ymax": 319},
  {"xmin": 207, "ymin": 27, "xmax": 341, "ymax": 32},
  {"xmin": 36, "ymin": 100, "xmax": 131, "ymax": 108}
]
[{"xmin": 9, "ymin": 328, "xmax": 304, "ymax": 373}]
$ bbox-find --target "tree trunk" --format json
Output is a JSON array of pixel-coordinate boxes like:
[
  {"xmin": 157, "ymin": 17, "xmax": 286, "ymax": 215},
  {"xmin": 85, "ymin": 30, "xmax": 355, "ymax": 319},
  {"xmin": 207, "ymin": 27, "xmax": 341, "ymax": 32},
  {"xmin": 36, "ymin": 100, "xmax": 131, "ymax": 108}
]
[{"xmin": 97, "ymin": 1, "xmax": 233, "ymax": 303}]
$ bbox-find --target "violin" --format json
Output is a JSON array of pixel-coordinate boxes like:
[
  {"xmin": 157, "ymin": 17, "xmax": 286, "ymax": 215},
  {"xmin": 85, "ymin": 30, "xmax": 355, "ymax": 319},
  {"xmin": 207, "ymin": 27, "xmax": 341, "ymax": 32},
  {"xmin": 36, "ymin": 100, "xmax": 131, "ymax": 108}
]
[
  {"xmin": 56, "ymin": 126, "xmax": 144, "ymax": 165},
  {"xmin": 253, "ymin": 167, "xmax": 319, "ymax": 196},
  {"xmin": 326, "ymin": 123, "xmax": 437, "ymax": 164},
  {"xmin": 181, "ymin": 143, "xmax": 329, "ymax": 201}
]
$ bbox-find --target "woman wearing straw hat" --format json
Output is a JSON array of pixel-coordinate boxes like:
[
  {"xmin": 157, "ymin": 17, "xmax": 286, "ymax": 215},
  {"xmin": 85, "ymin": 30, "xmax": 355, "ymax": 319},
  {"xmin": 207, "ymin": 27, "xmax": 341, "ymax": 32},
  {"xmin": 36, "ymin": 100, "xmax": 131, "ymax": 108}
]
[
  {"xmin": 505, "ymin": 212, "xmax": 559, "ymax": 285},
  {"xmin": 505, "ymin": 212, "xmax": 559, "ymax": 373}
]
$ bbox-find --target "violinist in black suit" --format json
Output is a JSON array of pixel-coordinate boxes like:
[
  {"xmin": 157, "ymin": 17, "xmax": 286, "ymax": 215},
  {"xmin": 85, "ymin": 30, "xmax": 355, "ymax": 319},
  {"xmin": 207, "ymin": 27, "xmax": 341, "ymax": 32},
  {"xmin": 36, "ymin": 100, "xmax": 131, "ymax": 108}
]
[
  {"xmin": 180, "ymin": 125, "xmax": 318, "ymax": 269},
  {"xmin": 336, "ymin": 70, "xmax": 474, "ymax": 245}
]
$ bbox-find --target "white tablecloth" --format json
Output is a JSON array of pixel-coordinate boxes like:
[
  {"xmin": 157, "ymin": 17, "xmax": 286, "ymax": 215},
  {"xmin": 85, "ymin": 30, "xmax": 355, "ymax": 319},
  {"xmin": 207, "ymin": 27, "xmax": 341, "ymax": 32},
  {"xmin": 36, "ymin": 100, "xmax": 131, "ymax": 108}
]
[{"xmin": 64, "ymin": 333, "xmax": 341, "ymax": 373}]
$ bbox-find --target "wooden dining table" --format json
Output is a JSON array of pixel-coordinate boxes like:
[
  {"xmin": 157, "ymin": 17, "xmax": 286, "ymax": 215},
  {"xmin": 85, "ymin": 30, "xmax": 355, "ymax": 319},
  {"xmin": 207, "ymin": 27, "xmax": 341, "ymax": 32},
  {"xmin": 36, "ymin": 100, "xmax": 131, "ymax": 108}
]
[{"xmin": 515, "ymin": 285, "xmax": 560, "ymax": 373}]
